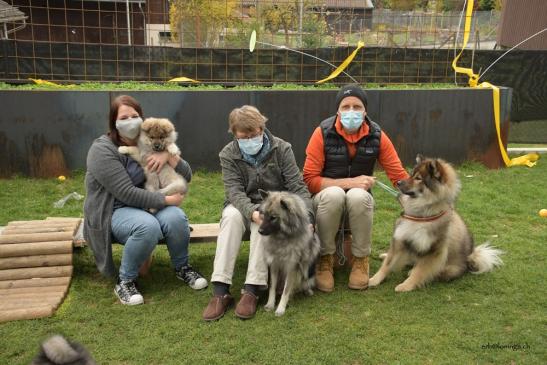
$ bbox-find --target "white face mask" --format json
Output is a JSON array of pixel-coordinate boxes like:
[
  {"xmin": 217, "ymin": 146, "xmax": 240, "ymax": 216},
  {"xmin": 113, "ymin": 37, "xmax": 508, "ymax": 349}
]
[
  {"xmin": 116, "ymin": 117, "xmax": 143, "ymax": 139},
  {"xmin": 237, "ymin": 134, "xmax": 264, "ymax": 155}
]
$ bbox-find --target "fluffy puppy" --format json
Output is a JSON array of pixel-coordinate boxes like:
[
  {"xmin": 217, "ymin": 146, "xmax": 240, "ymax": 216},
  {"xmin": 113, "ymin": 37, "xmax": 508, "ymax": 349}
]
[{"xmin": 119, "ymin": 118, "xmax": 187, "ymax": 210}]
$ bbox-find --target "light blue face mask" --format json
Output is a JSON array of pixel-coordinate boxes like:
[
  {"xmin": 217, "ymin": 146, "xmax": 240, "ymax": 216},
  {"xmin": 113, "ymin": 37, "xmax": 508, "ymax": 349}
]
[
  {"xmin": 237, "ymin": 134, "xmax": 264, "ymax": 155},
  {"xmin": 340, "ymin": 110, "xmax": 364, "ymax": 131}
]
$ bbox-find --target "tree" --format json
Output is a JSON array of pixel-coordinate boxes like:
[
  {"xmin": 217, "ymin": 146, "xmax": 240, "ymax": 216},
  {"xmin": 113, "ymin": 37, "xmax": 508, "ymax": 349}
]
[
  {"xmin": 302, "ymin": 13, "xmax": 328, "ymax": 48},
  {"xmin": 169, "ymin": 0, "xmax": 238, "ymax": 47},
  {"xmin": 261, "ymin": 2, "xmax": 299, "ymax": 46}
]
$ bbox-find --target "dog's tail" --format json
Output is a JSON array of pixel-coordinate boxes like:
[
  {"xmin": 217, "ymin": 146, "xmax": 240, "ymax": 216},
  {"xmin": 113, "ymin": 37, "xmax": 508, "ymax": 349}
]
[{"xmin": 467, "ymin": 243, "xmax": 504, "ymax": 274}]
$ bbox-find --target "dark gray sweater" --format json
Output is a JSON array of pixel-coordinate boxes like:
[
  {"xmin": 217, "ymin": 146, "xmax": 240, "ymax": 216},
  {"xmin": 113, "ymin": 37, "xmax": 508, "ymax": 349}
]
[
  {"xmin": 220, "ymin": 129, "xmax": 313, "ymax": 224},
  {"xmin": 83, "ymin": 135, "xmax": 192, "ymax": 277}
]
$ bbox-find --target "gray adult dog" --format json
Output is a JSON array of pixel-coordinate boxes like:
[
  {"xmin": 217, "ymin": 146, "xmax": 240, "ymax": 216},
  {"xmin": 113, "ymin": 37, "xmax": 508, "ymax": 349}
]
[{"xmin": 258, "ymin": 190, "xmax": 320, "ymax": 316}]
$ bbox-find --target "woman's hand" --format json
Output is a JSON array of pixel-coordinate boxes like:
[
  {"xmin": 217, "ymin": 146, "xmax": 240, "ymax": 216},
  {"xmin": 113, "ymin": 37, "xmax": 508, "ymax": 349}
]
[
  {"xmin": 165, "ymin": 193, "xmax": 184, "ymax": 206},
  {"xmin": 147, "ymin": 151, "xmax": 169, "ymax": 172}
]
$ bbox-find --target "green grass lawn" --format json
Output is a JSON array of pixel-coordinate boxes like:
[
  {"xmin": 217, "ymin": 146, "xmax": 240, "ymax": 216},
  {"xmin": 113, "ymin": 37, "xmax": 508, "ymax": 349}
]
[{"xmin": 0, "ymin": 162, "xmax": 546, "ymax": 364}]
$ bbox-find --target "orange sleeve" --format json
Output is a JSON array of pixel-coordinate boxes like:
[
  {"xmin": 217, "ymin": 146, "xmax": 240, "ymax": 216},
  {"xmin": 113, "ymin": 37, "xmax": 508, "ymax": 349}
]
[
  {"xmin": 303, "ymin": 127, "xmax": 325, "ymax": 194},
  {"xmin": 378, "ymin": 131, "xmax": 410, "ymax": 186}
]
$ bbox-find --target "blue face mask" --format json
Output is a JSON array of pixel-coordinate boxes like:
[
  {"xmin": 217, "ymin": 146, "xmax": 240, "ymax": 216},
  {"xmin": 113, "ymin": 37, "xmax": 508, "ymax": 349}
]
[
  {"xmin": 340, "ymin": 110, "xmax": 364, "ymax": 131},
  {"xmin": 237, "ymin": 134, "xmax": 264, "ymax": 155}
]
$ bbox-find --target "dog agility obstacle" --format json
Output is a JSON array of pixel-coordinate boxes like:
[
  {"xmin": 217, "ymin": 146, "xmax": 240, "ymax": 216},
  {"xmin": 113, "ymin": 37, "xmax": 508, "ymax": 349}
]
[{"xmin": 0, "ymin": 217, "xmax": 81, "ymax": 323}]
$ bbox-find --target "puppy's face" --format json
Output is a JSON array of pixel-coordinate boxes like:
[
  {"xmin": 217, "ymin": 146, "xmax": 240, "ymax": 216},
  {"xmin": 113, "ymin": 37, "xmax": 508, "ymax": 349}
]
[{"xmin": 140, "ymin": 118, "xmax": 176, "ymax": 152}]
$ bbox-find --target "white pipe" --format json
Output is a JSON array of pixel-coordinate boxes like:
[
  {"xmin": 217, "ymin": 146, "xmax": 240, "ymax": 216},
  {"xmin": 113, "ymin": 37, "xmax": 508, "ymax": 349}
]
[{"xmin": 126, "ymin": 0, "xmax": 132, "ymax": 45}]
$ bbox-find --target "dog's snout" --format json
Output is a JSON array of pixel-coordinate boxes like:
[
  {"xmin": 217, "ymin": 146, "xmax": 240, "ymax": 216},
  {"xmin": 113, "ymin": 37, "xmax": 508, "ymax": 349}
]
[{"xmin": 153, "ymin": 143, "xmax": 162, "ymax": 150}]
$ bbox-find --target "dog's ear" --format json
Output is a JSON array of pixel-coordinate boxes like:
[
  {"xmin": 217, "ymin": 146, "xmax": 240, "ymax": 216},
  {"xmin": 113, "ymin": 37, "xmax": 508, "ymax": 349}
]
[
  {"xmin": 428, "ymin": 160, "xmax": 444, "ymax": 181},
  {"xmin": 141, "ymin": 118, "xmax": 151, "ymax": 133},
  {"xmin": 416, "ymin": 154, "xmax": 424, "ymax": 164},
  {"xmin": 258, "ymin": 189, "xmax": 269, "ymax": 199},
  {"xmin": 280, "ymin": 198, "xmax": 289, "ymax": 211}
]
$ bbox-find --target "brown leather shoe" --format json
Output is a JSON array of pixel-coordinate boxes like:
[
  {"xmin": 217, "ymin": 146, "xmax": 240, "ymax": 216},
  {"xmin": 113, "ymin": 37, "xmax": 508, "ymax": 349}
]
[
  {"xmin": 202, "ymin": 294, "xmax": 234, "ymax": 321},
  {"xmin": 348, "ymin": 255, "xmax": 369, "ymax": 290},
  {"xmin": 234, "ymin": 291, "xmax": 259, "ymax": 319},
  {"xmin": 316, "ymin": 254, "xmax": 335, "ymax": 292}
]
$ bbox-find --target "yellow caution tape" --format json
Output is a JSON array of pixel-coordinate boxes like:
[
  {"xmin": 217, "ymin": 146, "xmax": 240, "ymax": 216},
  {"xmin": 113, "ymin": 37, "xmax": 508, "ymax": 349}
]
[
  {"xmin": 451, "ymin": 0, "xmax": 538, "ymax": 167},
  {"xmin": 168, "ymin": 77, "xmax": 200, "ymax": 83},
  {"xmin": 29, "ymin": 78, "xmax": 75, "ymax": 88},
  {"xmin": 316, "ymin": 41, "xmax": 364, "ymax": 84}
]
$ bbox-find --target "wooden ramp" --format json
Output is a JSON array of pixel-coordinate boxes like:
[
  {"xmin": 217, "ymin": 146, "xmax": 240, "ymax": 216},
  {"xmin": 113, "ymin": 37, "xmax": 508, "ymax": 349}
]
[{"xmin": 0, "ymin": 217, "xmax": 81, "ymax": 323}]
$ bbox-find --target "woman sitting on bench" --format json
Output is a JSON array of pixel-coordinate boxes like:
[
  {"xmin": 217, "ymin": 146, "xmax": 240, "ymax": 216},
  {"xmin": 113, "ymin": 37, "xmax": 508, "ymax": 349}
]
[{"xmin": 83, "ymin": 95, "xmax": 207, "ymax": 306}]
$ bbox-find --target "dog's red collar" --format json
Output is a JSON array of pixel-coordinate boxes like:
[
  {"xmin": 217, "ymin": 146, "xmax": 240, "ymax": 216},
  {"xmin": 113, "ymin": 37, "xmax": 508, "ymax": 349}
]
[{"xmin": 400, "ymin": 210, "xmax": 449, "ymax": 222}]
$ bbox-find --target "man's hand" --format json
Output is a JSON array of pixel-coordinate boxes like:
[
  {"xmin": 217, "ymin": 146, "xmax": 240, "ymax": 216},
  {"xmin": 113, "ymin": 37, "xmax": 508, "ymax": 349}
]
[
  {"xmin": 349, "ymin": 175, "xmax": 376, "ymax": 190},
  {"xmin": 252, "ymin": 210, "xmax": 263, "ymax": 225}
]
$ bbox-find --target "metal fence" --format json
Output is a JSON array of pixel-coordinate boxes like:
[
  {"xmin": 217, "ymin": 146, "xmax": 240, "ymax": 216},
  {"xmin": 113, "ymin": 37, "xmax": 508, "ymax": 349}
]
[{"xmin": 0, "ymin": 1, "xmax": 502, "ymax": 83}]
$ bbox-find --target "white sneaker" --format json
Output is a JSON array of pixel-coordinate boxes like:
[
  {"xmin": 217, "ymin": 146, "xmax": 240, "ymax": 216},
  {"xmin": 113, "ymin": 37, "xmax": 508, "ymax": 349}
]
[
  {"xmin": 115, "ymin": 279, "xmax": 144, "ymax": 305},
  {"xmin": 176, "ymin": 265, "xmax": 208, "ymax": 290}
]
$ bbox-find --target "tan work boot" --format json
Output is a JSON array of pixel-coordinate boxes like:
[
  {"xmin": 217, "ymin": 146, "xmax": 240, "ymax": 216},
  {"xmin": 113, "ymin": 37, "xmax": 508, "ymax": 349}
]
[
  {"xmin": 348, "ymin": 255, "xmax": 369, "ymax": 290},
  {"xmin": 316, "ymin": 254, "xmax": 335, "ymax": 292}
]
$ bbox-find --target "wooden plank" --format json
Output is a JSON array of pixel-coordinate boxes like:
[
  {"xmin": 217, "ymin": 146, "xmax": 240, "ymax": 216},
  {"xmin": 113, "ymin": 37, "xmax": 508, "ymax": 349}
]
[
  {"xmin": 189, "ymin": 223, "xmax": 220, "ymax": 243},
  {"xmin": 2, "ymin": 226, "xmax": 77, "ymax": 235},
  {"xmin": 0, "ymin": 285, "xmax": 67, "ymax": 295},
  {"xmin": 0, "ymin": 277, "xmax": 71, "ymax": 289},
  {"xmin": 0, "ymin": 241, "xmax": 72, "ymax": 258},
  {"xmin": 0, "ymin": 253, "xmax": 72, "ymax": 270},
  {"xmin": 7, "ymin": 220, "xmax": 80, "ymax": 227},
  {"xmin": 1, "ymin": 292, "xmax": 64, "ymax": 299},
  {"xmin": 0, "ymin": 306, "xmax": 53, "ymax": 322},
  {"xmin": 0, "ymin": 297, "xmax": 62, "ymax": 310},
  {"xmin": 46, "ymin": 217, "xmax": 82, "ymax": 222},
  {"xmin": 0, "ymin": 266, "xmax": 73, "ymax": 281},
  {"xmin": 0, "ymin": 232, "xmax": 74, "ymax": 244}
]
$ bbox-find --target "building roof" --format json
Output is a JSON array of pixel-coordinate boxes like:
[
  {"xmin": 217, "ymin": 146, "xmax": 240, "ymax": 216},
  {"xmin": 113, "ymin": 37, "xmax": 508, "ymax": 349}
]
[
  {"xmin": 241, "ymin": 0, "xmax": 374, "ymax": 9},
  {"xmin": 0, "ymin": 0, "xmax": 27, "ymax": 23}
]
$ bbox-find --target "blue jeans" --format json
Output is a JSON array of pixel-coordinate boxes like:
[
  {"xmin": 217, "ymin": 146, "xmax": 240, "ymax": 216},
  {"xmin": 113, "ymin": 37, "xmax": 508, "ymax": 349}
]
[{"xmin": 111, "ymin": 206, "xmax": 190, "ymax": 281}]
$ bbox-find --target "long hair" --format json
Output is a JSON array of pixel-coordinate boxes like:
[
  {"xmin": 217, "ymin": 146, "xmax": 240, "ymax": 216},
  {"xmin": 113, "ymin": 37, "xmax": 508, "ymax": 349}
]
[{"xmin": 108, "ymin": 95, "xmax": 143, "ymax": 145}]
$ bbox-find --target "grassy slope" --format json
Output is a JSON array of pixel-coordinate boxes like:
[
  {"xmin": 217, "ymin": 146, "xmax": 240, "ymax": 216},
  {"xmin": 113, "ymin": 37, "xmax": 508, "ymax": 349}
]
[{"xmin": 0, "ymin": 162, "xmax": 545, "ymax": 364}]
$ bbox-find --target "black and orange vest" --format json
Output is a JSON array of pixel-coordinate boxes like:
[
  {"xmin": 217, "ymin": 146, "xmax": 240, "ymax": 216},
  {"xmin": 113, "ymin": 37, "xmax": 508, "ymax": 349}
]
[{"xmin": 320, "ymin": 115, "xmax": 381, "ymax": 178}]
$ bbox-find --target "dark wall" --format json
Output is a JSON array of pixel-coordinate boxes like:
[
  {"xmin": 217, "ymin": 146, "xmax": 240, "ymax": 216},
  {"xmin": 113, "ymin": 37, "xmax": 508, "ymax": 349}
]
[
  {"xmin": 0, "ymin": 41, "xmax": 543, "ymax": 121},
  {"xmin": 0, "ymin": 88, "xmax": 511, "ymax": 177}
]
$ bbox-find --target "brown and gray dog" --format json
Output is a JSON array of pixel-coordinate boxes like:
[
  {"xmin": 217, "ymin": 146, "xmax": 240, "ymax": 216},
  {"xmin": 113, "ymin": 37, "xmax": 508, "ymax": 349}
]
[
  {"xmin": 369, "ymin": 155, "xmax": 503, "ymax": 292},
  {"xmin": 119, "ymin": 118, "xmax": 187, "ymax": 211}
]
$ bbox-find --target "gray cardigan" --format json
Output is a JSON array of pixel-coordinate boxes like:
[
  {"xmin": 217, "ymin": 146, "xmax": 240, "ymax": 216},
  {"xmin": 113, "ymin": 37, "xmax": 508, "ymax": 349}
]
[
  {"xmin": 220, "ymin": 129, "xmax": 313, "ymax": 224},
  {"xmin": 83, "ymin": 135, "xmax": 192, "ymax": 278}
]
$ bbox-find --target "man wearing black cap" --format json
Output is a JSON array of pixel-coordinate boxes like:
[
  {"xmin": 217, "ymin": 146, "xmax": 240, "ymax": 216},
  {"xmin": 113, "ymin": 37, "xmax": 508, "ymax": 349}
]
[{"xmin": 303, "ymin": 84, "xmax": 409, "ymax": 292}]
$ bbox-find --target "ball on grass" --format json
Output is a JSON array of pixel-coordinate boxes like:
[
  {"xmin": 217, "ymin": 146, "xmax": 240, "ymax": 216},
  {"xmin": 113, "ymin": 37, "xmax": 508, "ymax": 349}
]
[
  {"xmin": 539, "ymin": 209, "xmax": 547, "ymax": 217},
  {"xmin": 58, "ymin": 175, "xmax": 66, "ymax": 182}
]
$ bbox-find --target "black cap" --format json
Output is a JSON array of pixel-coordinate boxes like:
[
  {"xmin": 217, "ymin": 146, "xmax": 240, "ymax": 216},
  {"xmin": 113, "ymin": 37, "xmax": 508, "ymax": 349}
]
[{"xmin": 335, "ymin": 84, "xmax": 368, "ymax": 110}]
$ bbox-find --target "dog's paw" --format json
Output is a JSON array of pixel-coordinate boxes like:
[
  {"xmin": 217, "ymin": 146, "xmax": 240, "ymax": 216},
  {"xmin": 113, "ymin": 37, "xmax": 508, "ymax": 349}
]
[
  {"xmin": 368, "ymin": 275, "xmax": 381, "ymax": 287},
  {"xmin": 304, "ymin": 289, "xmax": 314, "ymax": 297},
  {"xmin": 148, "ymin": 208, "xmax": 158, "ymax": 214},
  {"xmin": 379, "ymin": 252, "xmax": 388, "ymax": 260},
  {"xmin": 264, "ymin": 303, "xmax": 275, "ymax": 312},
  {"xmin": 274, "ymin": 307, "xmax": 286, "ymax": 316},
  {"xmin": 395, "ymin": 282, "xmax": 415, "ymax": 292},
  {"xmin": 118, "ymin": 146, "xmax": 129, "ymax": 154}
]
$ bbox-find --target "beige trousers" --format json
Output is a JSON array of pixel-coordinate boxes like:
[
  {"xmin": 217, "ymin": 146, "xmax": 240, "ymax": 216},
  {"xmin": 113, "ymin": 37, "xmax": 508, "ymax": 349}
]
[
  {"xmin": 313, "ymin": 186, "xmax": 374, "ymax": 258},
  {"xmin": 210, "ymin": 204, "xmax": 268, "ymax": 286}
]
